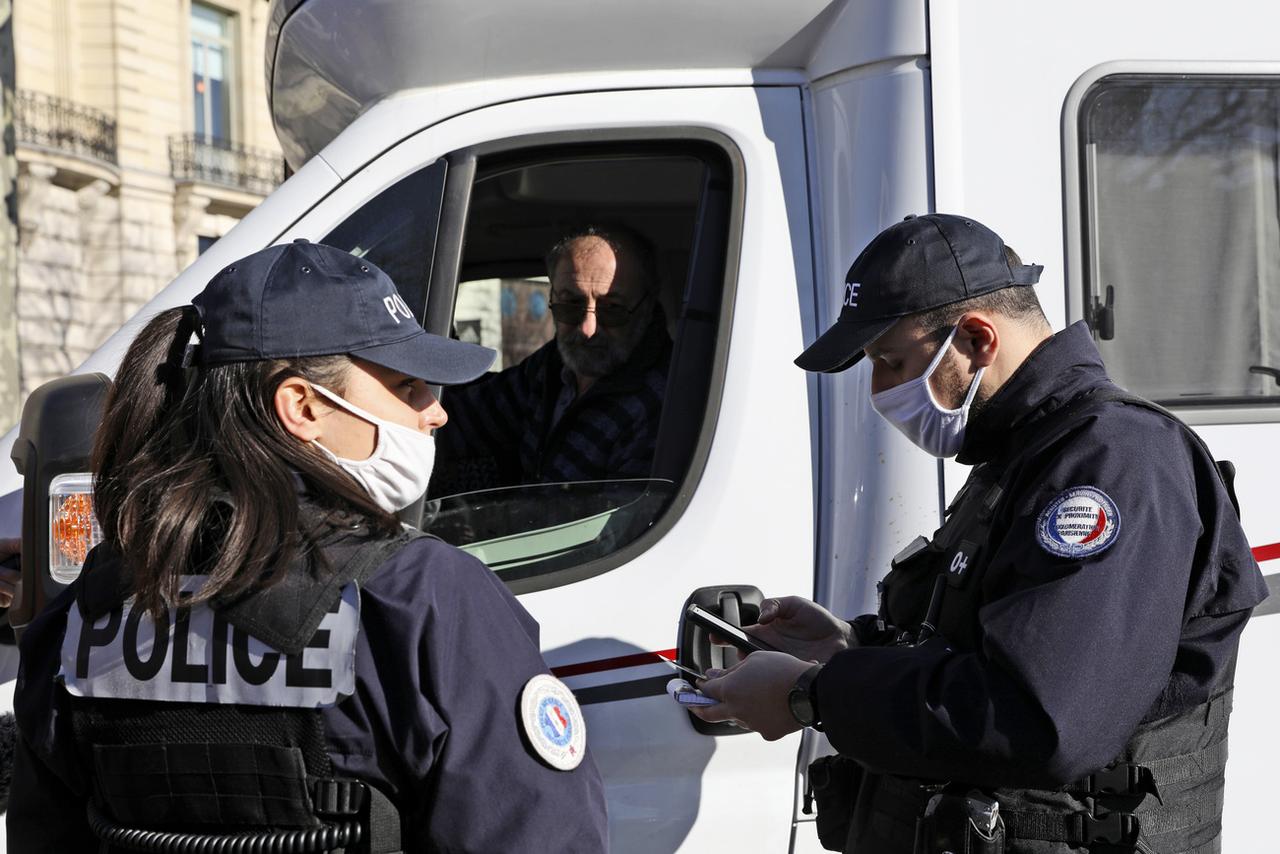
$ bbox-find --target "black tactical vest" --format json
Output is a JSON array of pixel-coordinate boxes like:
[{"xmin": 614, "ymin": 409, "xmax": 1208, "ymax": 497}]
[
  {"xmin": 65, "ymin": 522, "xmax": 428, "ymax": 854},
  {"xmin": 859, "ymin": 388, "xmax": 1237, "ymax": 854}
]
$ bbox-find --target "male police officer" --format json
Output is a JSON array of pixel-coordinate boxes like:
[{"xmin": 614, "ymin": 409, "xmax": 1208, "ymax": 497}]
[{"xmin": 692, "ymin": 214, "xmax": 1268, "ymax": 853}]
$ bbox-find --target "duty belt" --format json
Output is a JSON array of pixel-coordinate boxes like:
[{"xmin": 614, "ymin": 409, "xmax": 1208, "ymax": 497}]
[{"xmin": 868, "ymin": 733, "xmax": 1229, "ymax": 854}]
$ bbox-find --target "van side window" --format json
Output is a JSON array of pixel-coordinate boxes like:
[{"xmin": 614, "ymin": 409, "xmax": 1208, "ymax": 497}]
[
  {"xmin": 1079, "ymin": 77, "xmax": 1280, "ymax": 406},
  {"xmin": 318, "ymin": 140, "xmax": 735, "ymax": 590},
  {"xmin": 426, "ymin": 143, "xmax": 733, "ymax": 588}
]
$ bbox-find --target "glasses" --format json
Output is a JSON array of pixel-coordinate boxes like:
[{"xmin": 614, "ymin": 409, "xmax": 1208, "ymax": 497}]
[{"xmin": 549, "ymin": 292, "xmax": 650, "ymax": 328}]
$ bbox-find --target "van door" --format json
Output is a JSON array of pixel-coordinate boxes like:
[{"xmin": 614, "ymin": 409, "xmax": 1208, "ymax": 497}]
[
  {"xmin": 283, "ymin": 87, "xmax": 816, "ymax": 852},
  {"xmin": 1067, "ymin": 69, "xmax": 1280, "ymax": 847}
]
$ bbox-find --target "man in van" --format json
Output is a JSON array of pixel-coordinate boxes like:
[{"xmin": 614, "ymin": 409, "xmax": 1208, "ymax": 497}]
[
  {"xmin": 431, "ymin": 225, "xmax": 670, "ymax": 495},
  {"xmin": 692, "ymin": 214, "xmax": 1268, "ymax": 853}
]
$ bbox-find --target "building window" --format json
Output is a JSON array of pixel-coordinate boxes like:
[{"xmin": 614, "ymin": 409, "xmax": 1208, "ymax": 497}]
[{"xmin": 190, "ymin": 3, "xmax": 235, "ymax": 143}]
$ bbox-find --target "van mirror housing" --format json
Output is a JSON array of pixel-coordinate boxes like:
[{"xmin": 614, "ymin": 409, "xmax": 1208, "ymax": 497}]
[
  {"xmin": 677, "ymin": 584, "xmax": 766, "ymax": 736},
  {"xmin": 8, "ymin": 373, "xmax": 112, "ymax": 639}
]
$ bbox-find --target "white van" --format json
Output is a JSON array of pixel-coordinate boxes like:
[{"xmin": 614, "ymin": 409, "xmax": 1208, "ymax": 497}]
[{"xmin": 1, "ymin": 1, "xmax": 1277, "ymax": 851}]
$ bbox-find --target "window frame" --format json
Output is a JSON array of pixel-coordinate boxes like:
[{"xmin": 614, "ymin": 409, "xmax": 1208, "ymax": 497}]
[
  {"xmin": 1063, "ymin": 61, "xmax": 1280, "ymax": 425},
  {"xmin": 422, "ymin": 127, "xmax": 745, "ymax": 594}
]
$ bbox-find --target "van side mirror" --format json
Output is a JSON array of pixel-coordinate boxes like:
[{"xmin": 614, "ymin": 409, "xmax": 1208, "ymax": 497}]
[{"xmin": 8, "ymin": 373, "xmax": 112, "ymax": 640}]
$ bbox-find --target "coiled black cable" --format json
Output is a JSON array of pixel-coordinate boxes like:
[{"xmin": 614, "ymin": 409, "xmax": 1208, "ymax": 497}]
[{"xmin": 87, "ymin": 802, "xmax": 363, "ymax": 853}]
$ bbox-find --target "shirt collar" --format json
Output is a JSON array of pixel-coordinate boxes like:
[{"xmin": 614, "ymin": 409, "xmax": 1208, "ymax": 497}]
[{"xmin": 958, "ymin": 320, "xmax": 1110, "ymax": 465}]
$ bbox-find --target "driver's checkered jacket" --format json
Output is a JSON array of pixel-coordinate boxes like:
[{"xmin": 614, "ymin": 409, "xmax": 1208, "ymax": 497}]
[{"xmin": 430, "ymin": 317, "xmax": 671, "ymax": 496}]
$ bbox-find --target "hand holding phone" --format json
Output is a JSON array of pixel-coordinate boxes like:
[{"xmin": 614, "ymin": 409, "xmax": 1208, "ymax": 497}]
[{"xmin": 685, "ymin": 603, "xmax": 778, "ymax": 654}]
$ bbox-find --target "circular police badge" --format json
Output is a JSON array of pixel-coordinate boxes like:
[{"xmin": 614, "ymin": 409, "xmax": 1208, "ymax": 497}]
[
  {"xmin": 520, "ymin": 674, "xmax": 586, "ymax": 771},
  {"xmin": 1036, "ymin": 486, "xmax": 1120, "ymax": 559}
]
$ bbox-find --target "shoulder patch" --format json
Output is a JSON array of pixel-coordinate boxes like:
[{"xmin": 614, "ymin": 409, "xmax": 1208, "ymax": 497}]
[
  {"xmin": 1036, "ymin": 486, "xmax": 1121, "ymax": 559},
  {"xmin": 520, "ymin": 673, "xmax": 586, "ymax": 771}
]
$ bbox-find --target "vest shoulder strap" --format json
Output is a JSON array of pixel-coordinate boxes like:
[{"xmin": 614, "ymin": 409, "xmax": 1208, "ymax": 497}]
[
  {"xmin": 220, "ymin": 525, "xmax": 437, "ymax": 656},
  {"xmin": 921, "ymin": 384, "xmax": 1236, "ymax": 646},
  {"xmin": 993, "ymin": 385, "xmax": 1238, "ymax": 517},
  {"xmin": 1082, "ymin": 387, "xmax": 1241, "ymax": 518}
]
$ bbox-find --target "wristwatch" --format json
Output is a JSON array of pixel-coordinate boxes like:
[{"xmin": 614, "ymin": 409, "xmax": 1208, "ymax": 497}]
[{"xmin": 788, "ymin": 663, "xmax": 824, "ymax": 729}]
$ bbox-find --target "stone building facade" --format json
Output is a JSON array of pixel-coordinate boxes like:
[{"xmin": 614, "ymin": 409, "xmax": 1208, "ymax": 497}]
[{"xmin": 10, "ymin": 0, "xmax": 282, "ymax": 419}]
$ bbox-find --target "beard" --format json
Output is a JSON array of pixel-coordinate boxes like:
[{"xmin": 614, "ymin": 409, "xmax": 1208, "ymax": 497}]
[
  {"xmin": 966, "ymin": 383, "xmax": 992, "ymax": 423},
  {"xmin": 934, "ymin": 351, "xmax": 990, "ymax": 417},
  {"xmin": 557, "ymin": 303, "xmax": 652, "ymax": 380}
]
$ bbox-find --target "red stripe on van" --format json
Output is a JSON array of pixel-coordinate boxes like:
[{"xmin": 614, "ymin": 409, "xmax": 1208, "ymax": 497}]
[
  {"xmin": 551, "ymin": 648, "xmax": 677, "ymax": 678},
  {"xmin": 1252, "ymin": 543, "xmax": 1280, "ymax": 563},
  {"xmin": 551, "ymin": 545, "xmax": 1276, "ymax": 678},
  {"xmin": 551, "ymin": 544, "xmax": 1280, "ymax": 680}
]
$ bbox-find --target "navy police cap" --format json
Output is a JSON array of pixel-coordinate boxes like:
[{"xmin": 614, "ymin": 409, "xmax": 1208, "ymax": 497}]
[
  {"xmin": 192, "ymin": 240, "xmax": 495, "ymax": 385},
  {"xmin": 795, "ymin": 214, "xmax": 1043, "ymax": 373}
]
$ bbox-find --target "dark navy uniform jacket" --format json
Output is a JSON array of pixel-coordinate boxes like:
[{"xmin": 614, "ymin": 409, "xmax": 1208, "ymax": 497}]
[
  {"xmin": 9, "ymin": 533, "xmax": 609, "ymax": 852},
  {"xmin": 816, "ymin": 321, "xmax": 1269, "ymax": 789}
]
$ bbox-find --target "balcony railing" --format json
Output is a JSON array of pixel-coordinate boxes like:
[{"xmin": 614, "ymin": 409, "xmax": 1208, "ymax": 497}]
[
  {"xmin": 15, "ymin": 89, "xmax": 118, "ymax": 165},
  {"xmin": 169, "ymin": 134, "xmax": 284, "ymax": 196}
]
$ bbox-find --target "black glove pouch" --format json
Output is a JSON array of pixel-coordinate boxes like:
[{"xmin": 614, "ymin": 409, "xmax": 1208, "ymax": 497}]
[
  {"xmin": 913, "ymin": 788, "xmax": 1005, "ymax": 854},
  {"xmin": 806, "ymin": 754, "xmax": 864, "ymax": 851}
]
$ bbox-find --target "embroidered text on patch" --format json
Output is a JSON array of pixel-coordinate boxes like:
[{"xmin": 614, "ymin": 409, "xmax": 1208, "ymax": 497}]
[{"xmin": 1036, "ymin": 486, "xmax": 1121, "ymax": 559}]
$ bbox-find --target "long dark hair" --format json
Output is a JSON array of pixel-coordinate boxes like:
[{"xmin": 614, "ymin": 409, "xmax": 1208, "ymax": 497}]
[{"xmin": 92, "ymin": 307, "xmax": 399, "ymax": 615}]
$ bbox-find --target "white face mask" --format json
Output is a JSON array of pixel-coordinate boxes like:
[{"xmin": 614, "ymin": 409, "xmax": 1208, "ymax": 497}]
[
  {"xmin": 309, "ymin": 383, "xmax": 436, "ymax": 513},
  {"xmin": 870, "ymin": 325, "xmax": 985, "ymax": 459}
]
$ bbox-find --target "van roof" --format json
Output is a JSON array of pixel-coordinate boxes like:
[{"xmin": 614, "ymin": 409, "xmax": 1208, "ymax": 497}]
[{"xmin": 267, "ymin": 0, "xmax": 925, "ymax": 169}]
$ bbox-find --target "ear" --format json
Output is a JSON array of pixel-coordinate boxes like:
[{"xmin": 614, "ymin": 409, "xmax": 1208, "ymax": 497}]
[
  {"xmin": 274, "ymin": 376, "xmax": 325, "ymax": 442},
  {"xmin": 955, "ymin": 313, "xmax": 999, "ymax": 369}
]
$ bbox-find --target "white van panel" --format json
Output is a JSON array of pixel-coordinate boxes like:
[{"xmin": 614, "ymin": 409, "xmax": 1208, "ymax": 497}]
[
  {"xmin": 794, "ymin": 56, "xmax": 944, "ymax": 839},
  {"xmin": 268, "ymin": 0, "xmax": 926, "ymax": 168},
  {"xmin": 312, "ymin": 69, "xmax": 799, "ymax": 179},
  {"xmin": 808, "ymin": 61, "xmax": 940, "ymax": 625}
]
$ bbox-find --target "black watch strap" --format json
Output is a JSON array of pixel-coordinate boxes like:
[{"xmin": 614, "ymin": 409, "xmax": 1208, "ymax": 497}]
[{"xmin": 789, "ymin": 663, "xmax": 824, "ymax": 729}]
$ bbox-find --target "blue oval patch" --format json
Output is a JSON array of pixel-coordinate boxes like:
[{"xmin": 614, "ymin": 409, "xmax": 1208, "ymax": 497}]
[{"xmin": 1036, "ymin": 486, "xmax": 1121, "ymax": 559}]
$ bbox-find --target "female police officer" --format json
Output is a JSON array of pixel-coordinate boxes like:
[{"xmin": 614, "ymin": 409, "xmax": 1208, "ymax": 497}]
[{"xmin": 7, "ymin": 241, "xmax": 608, "ymax": 852}]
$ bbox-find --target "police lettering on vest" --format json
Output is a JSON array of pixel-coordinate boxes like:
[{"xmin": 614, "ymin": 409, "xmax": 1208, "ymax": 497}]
[{"xmin": 59, "ymin": 577, "xmax": 360, "ymax": 708}]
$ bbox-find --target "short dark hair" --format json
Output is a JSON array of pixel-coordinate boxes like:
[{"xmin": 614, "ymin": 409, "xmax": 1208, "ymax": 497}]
[
  {"xmin": 545, "ymin": 224, "xmax": 659, "ymax": 293},
  {"xmin": 912, "ymin": 245, "xmax": 1047, "ymax": 331}
]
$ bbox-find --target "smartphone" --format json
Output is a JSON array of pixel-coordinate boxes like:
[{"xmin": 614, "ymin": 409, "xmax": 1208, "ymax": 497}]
[{"xmin": 685, "ymin": 603, "xmax": 778, "ymax": 654}]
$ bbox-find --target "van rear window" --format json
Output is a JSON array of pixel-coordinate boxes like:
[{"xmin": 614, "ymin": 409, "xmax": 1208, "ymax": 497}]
[{"xmin": 1079, "ymin": 76, "xmax": 1280, "ymax": 406}]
